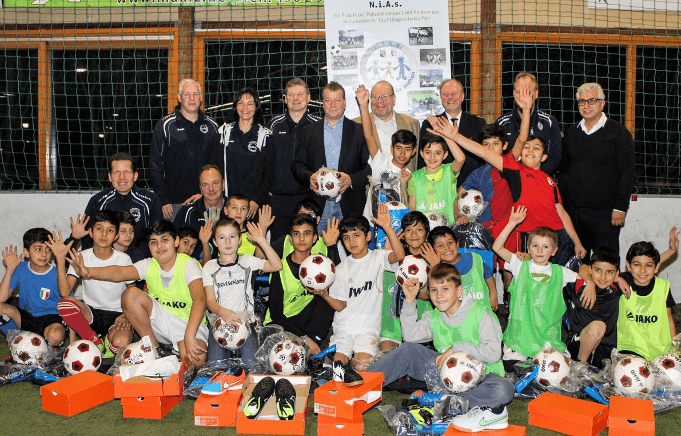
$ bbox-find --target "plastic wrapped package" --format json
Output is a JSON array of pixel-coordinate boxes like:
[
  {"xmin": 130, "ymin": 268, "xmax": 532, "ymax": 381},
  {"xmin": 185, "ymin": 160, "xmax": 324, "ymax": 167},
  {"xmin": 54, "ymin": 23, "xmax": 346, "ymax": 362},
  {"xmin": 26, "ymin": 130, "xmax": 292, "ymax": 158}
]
[
  {"xmin": 563, "ymin": 255, "xmax": 583, "ymax": 272},
  {"xmin": 7, "ymin": 329, "xmax": 59, "ymax": 366},
  {"xmin": 0, "ymin": 361, "xmax": 38, "ymax": 386},
  {"xmin": 369, "ymin": 173, "xmax": 402, "ymax": 218},
  {"xmin": 184, "ymin": 358, "xmax": 248, "ymax": 399},
  {"xmin": 252, "ymin": 330, "xmax": 309, "ymax": 375},
  {"xmin": 375, "ymin": 201, "xmax": 410, "ymax": 249},
  {"xmin": 377, "ymin": 393, "xmax": 468, "ymax": 436},
  {"xmin": 451, "ymin": 222, "xmax": 494, "ymax": 251},
  {"xmin": 424, "ymin": 355, "xmax": 486, "ymax": 394}
]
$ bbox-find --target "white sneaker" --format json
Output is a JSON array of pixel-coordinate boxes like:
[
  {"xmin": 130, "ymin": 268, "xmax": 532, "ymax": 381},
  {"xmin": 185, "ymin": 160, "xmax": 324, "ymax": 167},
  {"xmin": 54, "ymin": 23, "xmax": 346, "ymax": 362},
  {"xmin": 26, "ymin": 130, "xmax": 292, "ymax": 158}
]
[{"xmin": 450, "ymin": 406, "xmax": 508, "ymax": 432}]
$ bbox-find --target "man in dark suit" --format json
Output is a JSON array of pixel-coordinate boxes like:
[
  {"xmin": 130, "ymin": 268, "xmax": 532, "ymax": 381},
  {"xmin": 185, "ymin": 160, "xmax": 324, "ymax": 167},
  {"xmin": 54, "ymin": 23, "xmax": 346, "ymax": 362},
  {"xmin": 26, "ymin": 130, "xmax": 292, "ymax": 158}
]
[
  {"xmin": 291, "ymin": 82, "xmax": 371, "ymax": 233},
  {"xmin": 418, "ymin": 78, "xmax": 486, "ymax": 186}
]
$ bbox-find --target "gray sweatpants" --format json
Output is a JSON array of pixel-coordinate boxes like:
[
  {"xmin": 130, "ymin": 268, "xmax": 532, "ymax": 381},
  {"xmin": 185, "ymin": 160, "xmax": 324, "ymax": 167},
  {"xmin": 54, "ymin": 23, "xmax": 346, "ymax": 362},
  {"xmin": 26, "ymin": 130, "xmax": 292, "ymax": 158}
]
[{"xmin": 367, "ymin": 342, "xmax": 515, "ymax": 408}]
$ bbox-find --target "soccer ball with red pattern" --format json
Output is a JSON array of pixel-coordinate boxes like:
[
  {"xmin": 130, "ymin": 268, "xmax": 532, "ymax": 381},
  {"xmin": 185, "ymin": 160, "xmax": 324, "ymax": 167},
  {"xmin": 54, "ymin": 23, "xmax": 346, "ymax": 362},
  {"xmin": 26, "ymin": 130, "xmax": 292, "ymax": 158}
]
[
  {"xmin": 63, "ymin": 340, "xmax": 102, "ymax": 375},
  {"xmin": 317, "ymin": 169, "xmax": 342, "ymax": 199},
  {"xmin": 614, "ymin": 355, "xmax": 656, "ymax": 395},
  {"xmin": 299, "ymin": 254, "xmax": 336, "ymax": 291},
  {"xmin": 213, "ymin": 318, "xmax": 251, "ymax": 351},
  {"xmin": 458, "ymin": 189, "xmax": 485, "ymax": 219},
  {"xmin": 440, "ymin": 352, "xmax": 484, "ymax": 393},
  {"xmin": 121, "ymin": 339, "xmax": 157, "ymax": 365},
  {"xmin": 653, "ymin": 353, "xmax": 681, "ymax": 387},
  {"xmin": 396, "ymin": 255, "xmax": 430, "ymax": 289},
  {"xmin": 533, "ymin": 349, "xmax": 570, "ymax": 388},
  {"xmin": 10, "ymin": 331, "xmax": 48, "ymax": 365},
  {"xmin": 269, "ymin": 339, "xmax": 307, "ymax": 375}
]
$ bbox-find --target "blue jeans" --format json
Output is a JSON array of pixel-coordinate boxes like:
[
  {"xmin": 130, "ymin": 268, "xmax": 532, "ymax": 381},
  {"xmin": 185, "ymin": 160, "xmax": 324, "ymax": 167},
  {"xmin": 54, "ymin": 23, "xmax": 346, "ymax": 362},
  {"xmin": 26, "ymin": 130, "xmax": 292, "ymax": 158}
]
[
  {"xmin": 318, "ymin": 200, "xmax": 343, "ymax": 234},
  {"xmin": 207, "ymin": 322, "xmax": 258, "ymax": 372}
]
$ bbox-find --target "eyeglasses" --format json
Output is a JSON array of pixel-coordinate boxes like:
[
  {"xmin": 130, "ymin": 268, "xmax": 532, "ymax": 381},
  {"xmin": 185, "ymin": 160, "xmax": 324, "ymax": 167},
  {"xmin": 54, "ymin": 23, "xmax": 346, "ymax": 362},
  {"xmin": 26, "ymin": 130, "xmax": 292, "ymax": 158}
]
[
  {"xmin": 577, "ymin": 98, "xmax": 603, "ymax": 107},
  {"xmin": 371, "ymin": 93, "xmax": 394, "ymax": 101}
]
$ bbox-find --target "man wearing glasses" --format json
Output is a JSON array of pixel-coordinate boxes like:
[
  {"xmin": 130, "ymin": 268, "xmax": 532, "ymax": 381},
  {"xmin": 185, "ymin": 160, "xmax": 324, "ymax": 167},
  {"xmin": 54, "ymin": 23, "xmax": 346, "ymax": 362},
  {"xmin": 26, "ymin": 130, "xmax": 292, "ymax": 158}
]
[
  {"xmin": 264, "ymin": 78, "xmax": 321, "ymax": 241},
  {"xmin": 558, "ymin": 82, "xmax": 635, "ymax": 262},
  {"xmin": 353, "ymin": 81, "xmax": 420, "ymax": 171},
  {"xmin": 419, "ymin": 78, "xmax": 486, "ymax": 185}
]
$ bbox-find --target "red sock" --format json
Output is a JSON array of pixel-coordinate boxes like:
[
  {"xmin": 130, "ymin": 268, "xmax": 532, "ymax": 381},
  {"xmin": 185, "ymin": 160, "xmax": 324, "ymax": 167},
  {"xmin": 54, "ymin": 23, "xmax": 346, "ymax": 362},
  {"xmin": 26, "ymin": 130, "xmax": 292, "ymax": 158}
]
[{"xmin": 58, "ymin": 300, "xmax": 102, "ymax": 346}]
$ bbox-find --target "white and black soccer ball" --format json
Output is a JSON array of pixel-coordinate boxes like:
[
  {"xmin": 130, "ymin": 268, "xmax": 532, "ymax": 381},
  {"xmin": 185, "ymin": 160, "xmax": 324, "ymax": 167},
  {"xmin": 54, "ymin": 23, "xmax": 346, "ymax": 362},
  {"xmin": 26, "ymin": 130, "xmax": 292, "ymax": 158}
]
[
  {"xmin": 653, "ymin": 353, "xmax": 681, "ymax": 387},
  {"xmin": 440, "ymin": 352, "xmax": 484, "ymax": 393},
  {"xmin": 213, "ymin": 318, "xmax": 251, "ymax": 351},
  {"xmin": 121, "ymin": 340, "xmax": 157, "ymax": 365},
  {"xmin": 10, "ymin": 331, "xmax": 48, "ymax": 365},
  {"xmin": 614, "ymin": 355, "xmax": 656, "ymax": 395},
  {"xmin": 269, "ymin": 339, "xmax": 307, "ymax": 375},
  {"xmin": 63, "ymin": 340, "xmax": 102, "ymax": 375},
  {"xmin": 299, "ymin": 254, "xmax": 336, "ymax": 291},
  {"xmin": 396, "ymin": 255, "xmax": 430, "ymax": 289},
  {"xmin": 317, "ymin": 169, "xmax": 342, "ymax": 199},
  {"xmin": 533, "ymin": 349, "xmax": 570, "ymax": 388},
  {"xmin": 329, "ymin": 45, "xmax": 341, "ymax": 58},
  {"xmin": 458, "ymin": 189, "xmax": 485, "ymax": 219}
]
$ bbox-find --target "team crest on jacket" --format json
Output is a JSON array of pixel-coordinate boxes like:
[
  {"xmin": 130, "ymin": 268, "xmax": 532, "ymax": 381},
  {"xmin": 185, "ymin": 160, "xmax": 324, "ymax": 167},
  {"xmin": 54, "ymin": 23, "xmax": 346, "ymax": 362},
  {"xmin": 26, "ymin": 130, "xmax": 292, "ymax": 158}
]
[
  {"xmin": 538, "ymin": 122, "xmax": 543, "ymax": 130},
  {"xmin": 130, "ymin": 208, "xmax": 141, "ymax": 222},
  {"xmin": 200, "ymin": 124, "xmax": 208, "ymax": 133},
  {"xmin": 547, "ymin": 177, "xmax": 553, "ymax": 186}
]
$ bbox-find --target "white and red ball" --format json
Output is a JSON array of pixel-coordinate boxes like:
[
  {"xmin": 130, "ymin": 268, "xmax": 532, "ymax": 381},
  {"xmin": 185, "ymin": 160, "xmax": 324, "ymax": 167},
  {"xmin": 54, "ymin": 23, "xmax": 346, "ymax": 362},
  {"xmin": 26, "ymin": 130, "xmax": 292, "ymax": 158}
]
[
  {"xmin": 299, "ymin": 254, "xmax": 336, "ymax": 291},
  {"xmin": 213, "ymin": 319, "xmax": 251, "ymax": 351},
  {"xmin": 458, "ymin": 189, "xmax": 485, "ymax": 219},
  {"xmin": 440, "ymin": 352, "xmax": 484, "ymax": 393},
  {"xmin": 269, "ymin": 339, "xmax": 307, "ymax": 375},
  {"xmin": 533, "ymin": 349, "xmax": 570, "ymax": 388},
  {"xmin": 63, "ymin": 340, "xmax": 102, "ymax": 375},
  {"xmin": 614, "ymin": 355, "xmax": 656, "ymax": 395},
  {"xmin": 10, "ymin": 332, "xmax": 48, "ymax": 365},
  {"xmin": 121, "ymin": 340, "xmax": 157, "ymax": 365},
  {"xmin": 653, "ymin": 353, "xmax": 681, "ymax": 387},
  {"xmin": 317, "ymin": 169, "xmax": 342, "ymax": 199},
  {"xmin": 426, "ymin": 213, "xmax": 445, "ymax": 229},
  {"xmin": 396, "ymin": 255, "xmax": 430, "ymax": 289}
]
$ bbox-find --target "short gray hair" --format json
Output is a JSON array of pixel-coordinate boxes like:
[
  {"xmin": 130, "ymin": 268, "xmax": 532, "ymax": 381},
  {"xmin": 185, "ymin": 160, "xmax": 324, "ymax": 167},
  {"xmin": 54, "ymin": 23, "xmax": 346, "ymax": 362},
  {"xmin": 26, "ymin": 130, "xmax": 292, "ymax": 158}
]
[
  {"xmin": 576, "ymin": 83, "xmax": 605, "ymax": 100},
  {"xmin": 178, "ymin": 78, "xmax": 202, "ymax": 96}
]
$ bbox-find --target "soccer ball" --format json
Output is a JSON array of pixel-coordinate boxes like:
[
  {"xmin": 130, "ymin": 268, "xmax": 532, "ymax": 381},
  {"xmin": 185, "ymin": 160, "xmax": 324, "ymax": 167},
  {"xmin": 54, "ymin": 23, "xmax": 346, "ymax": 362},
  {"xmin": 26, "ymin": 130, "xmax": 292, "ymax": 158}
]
[
  {"xmin": 653, "ymin": 353, "xmax": 681, "ymax": 387},
  {"xmin": 614, "ymin": 355, "xmax": 656, "ymax": 395},
  {"xmin": 533, "ymin": 349, "xmax": 570, "ymax": 388},
  {"xmin": 10, "ymin": 332, "xmax": 48, "ymax": 365},
  {"xmin": 329, "ymin": 45, "xmax": 341, "ymax": 58},
  {"xmin": 458, "ymin": 189, "xmax": 485, "ymax": 219},
  {"xmin": 269, "ymin": 339, "xmax": 307, "ymax": 375},
  {"xmin": 299, "ymin": 254, "xmax": 336, "ymax": 291},
  {"xmin": 63, "ymin": 340, "xmax": 102, "ymax": 375},
  {"xmin": 121, "ymin": 339, "xmax": 157, "ymax": 365},
  {"xmin": 440, "ymin": 352, "xmax": 484, "ymax": 393},
  {"xmin": 213, "ymin": 319, "xmax": 251, "ymax": 351},
  {"xmin": 426, "ymin": 213, "xmax": 445, "ymax": 229},
  {"xmin": 317, "ymin": 169, "xmax": 342, "ymax": 199},
  {"xmin": 396, "ymin": 255, "xmax": 430, "ymax": 289}
]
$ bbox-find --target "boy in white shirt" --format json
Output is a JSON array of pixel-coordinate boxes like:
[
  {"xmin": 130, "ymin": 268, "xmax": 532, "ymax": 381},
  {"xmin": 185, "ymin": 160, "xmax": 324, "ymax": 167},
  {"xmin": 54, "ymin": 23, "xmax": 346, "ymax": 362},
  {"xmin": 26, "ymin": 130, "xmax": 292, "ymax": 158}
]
[{"xmin": 316, "ymin": 204, "xmax": 405, "ymax": 386}]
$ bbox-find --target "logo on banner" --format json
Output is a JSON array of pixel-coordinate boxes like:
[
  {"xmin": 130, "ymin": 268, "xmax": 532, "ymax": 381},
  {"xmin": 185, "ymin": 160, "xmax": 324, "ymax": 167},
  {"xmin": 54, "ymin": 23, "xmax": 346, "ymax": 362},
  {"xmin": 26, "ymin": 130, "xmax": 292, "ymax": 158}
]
[{"xmin": 360, "ymin": 40, "xmax": 417, "ymax": 92}]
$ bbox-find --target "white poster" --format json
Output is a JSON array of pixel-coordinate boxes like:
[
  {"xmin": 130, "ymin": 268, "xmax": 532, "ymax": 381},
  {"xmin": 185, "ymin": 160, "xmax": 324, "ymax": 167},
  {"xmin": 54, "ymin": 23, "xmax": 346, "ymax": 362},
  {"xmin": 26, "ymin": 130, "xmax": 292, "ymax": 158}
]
[
  {"xmin": 325, "ymin": 0, "xmax": 452, "ymax": 120},
  {"xmin": 588, "ymin": 0, "xmax": 681, "ymax": 11}
]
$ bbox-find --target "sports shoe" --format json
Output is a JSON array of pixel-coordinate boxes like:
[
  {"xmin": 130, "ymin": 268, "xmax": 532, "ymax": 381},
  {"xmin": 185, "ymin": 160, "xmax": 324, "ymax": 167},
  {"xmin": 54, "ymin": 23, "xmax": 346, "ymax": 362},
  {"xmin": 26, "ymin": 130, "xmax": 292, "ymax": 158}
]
[
  {"xmin": 332, "ymin": 360, "xmax": 364, "ymax": 387},
  {"xmin": 450, "ymin": 406, "xmax": 508, "ymax": 432},
  {"xmin": 274, "ymin": 378, "xmax": 297, "ymax": 420},
  {"xmin": 243, "ymin": 376, "xmax": 275, "ymax": 419},
  {"xmin": 201, "ymin": 368, "xmax": 246, "ymax": 395}
]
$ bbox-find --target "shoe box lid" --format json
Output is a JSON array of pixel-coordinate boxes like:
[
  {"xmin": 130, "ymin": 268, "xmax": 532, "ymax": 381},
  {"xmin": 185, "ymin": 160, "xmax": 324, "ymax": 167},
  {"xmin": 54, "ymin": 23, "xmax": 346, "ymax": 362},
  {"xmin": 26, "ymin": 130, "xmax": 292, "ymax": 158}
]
[
  {"xmin": 41, "ymin": 370, "xmax": 114, "ymax": 417},
  {"xmin": 608, "ymin": 395, "xmax": 655, "ymax": 436},
  {"xmin": 236, "ymin": 374, "xmax": 311, "ymax": 435},
  {"xmin": 121, "ymin": 395, "xmax": 182, "ymax": 420},
  {"xmin": 528, "ymin": 392, "xmax": 608, "ymax": 436},
  {"xmin": 194, "ymin": 389, "xmax": 243, "ymax": 427},
  {"xmin": 444, "ymin": 424, "xmax": 527, "ymax": 435},
  {"xmin": 317, "ymin": 411, "xmax": 364, "ymax": 436},
  {"xmin": 113, "ymin": 362, "xmax": 187, "ymax": 398},
  {"xmin": 314, "ymin": 371, "xmax": 384, "ymax": 420}
]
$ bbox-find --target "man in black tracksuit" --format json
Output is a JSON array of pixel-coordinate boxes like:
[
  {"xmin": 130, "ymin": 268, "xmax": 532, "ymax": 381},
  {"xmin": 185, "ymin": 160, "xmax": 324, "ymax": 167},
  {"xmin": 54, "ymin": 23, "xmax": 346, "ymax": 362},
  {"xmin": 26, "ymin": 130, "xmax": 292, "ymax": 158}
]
[{"xmin": 264, "ymin": 78, "xmax": 321, "ymax": 241}]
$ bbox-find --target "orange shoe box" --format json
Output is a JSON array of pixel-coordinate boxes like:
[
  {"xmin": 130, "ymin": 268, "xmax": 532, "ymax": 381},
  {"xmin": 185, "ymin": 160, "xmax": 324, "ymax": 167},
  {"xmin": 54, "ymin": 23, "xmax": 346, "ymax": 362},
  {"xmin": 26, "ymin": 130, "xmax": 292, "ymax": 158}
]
[
  {"xmin": 528, "ymin": 392, "xmax": 608, "ymax": 436},
  {"xmin": 608, "ymin": 395, "xmax": 655, "ymax": 436},
  {"xmin": 121, "ymin": 395, "xmax": 182, "ymax": 419},
  {"xmin": 236, "ymin": 374, "xmax": 311, "ymax": 435},
  {"xmin": 317, "ymin": 412, "xmax": 364, "ymax": 436},
  {"xmin": 41, "ymin": 370, "xmax": 114, "ymax": 417},
  {"xmin": 444, "ymin": 424, "xmax": 527, "ymax": 435},
  {"xmin": 194, "ymin": 389, "xmax": 243, "ymax": 427},
  {"xmin": 314, "ymin": 372, "xmax": 384, "ymax": 420},
  {"xmin": 113, "ymin": 362, "xmax": 186, "ymax": 398}
]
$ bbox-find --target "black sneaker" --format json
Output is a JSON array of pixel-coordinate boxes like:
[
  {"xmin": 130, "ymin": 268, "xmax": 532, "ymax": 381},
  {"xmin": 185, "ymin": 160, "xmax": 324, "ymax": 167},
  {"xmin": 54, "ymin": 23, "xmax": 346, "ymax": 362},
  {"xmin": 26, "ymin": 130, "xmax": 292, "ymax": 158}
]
[
  {"xmin": 274, "ymin": 378, "xmax": 297, "ymax": 420},
  {"xmin": 243, "ymin": 376, "xmax": 275, "ymax": 419},
  {"xmin": 333, "ymin": 360, "xmax": 364, "ymax": 387}
]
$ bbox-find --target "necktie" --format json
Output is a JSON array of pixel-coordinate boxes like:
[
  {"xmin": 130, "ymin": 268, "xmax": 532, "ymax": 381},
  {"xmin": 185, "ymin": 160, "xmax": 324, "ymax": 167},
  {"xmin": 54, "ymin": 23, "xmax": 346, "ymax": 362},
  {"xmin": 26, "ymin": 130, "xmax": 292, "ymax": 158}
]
[{"xmin": 451, "ymin": 117, "xmax": 458, "ymax": 126}]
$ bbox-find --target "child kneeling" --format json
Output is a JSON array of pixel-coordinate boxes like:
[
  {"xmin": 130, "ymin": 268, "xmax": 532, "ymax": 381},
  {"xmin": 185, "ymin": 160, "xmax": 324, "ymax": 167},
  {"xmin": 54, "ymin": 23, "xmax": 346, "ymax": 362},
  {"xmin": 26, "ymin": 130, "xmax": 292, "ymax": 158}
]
[{"xmin": 367, "ymin": 263, "xmax": 514, "ymax": 432}]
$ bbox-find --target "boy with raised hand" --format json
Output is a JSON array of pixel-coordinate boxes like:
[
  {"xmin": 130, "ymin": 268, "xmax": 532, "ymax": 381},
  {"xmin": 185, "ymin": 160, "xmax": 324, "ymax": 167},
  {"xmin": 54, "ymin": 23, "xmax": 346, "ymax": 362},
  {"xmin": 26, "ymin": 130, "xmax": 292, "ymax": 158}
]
[
  {"xmin": 58, "ymin": 210, "xmax": 135, "ymax": 354},
  {"xmin": 317, "ymin": 204, "xmax": 405, "ymax": 386},
  {"xmin": 265, "ymin": 213, "xmax": 340, "ymax": 355},
  {"xmin": 68, "ymin": 220, "xmax": 209, "ymax": 366},
  {"xmin": 616, "ymin": 240, "xmax": 678, "ymax": 361},
  {"xmin": 493, "ymin": 206, "xmax": 593, "ymax": 371},
  {"xmin": 0, "ymin": 229, "xmax": 71, "ymax": 346},
  {"xmin": 428, "ymin": 95, "xmax": 586, "ymax": 266},
  {"xmin": 367, "ymin": 264, "xmax": 514, "ymax": 433}
]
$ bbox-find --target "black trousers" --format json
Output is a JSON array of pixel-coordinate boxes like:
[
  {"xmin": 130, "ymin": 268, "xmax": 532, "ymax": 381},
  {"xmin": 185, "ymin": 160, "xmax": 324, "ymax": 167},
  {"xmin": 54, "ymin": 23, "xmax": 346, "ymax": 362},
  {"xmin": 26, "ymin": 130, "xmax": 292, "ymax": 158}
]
[{"xmin": 564, "ymin": 205, "xmax": 621, "ymax": 265}]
